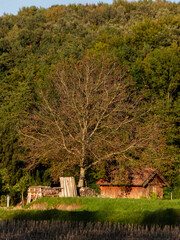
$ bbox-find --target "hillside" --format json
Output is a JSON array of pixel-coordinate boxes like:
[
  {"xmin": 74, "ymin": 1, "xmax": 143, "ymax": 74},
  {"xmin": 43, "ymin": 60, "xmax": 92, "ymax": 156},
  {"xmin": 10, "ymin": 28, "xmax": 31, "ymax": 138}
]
[{"xmin": 0, "ymin": 0, "xmax": 179, "ymax": 203}]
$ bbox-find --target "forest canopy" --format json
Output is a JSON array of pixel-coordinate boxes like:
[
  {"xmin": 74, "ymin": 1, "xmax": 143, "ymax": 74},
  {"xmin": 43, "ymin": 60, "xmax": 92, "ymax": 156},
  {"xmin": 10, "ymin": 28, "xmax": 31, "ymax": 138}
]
[{"xmin": 0, "ymin": 0, "xmax": 179, "ymax": 201}]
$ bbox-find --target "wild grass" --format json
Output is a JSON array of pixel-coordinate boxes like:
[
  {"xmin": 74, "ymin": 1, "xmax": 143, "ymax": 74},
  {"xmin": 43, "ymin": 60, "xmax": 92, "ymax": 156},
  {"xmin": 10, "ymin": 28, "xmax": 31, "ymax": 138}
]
[
  {"xmin": 0, "ymin": 197, "xmax": 179, "ymax": 226},
  {"xmin": 0, "ymin": 220, "xmax": 179, "ymax": 240}
]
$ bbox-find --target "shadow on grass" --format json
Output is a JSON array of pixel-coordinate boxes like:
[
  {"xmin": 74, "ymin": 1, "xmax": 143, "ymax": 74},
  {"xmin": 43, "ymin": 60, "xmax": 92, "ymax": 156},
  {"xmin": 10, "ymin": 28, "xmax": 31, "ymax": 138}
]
[
  {"xmin": 8, "ymin": 208, "xmax": 180, "ymax": 226},
  {"xmin": 142, "ymin": 208, "xmax": 180, "ymax": 226},
  {"xmin": 12, "ymin": 209, "xmax": 99, "ymax": 222}
]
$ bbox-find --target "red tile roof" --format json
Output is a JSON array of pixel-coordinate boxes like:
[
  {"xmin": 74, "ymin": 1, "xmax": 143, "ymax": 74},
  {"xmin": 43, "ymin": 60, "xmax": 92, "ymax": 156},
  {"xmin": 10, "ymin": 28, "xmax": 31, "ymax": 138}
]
[{"xmin": 96, "ymin": 168, "xmax": 169, "ymax": 187}]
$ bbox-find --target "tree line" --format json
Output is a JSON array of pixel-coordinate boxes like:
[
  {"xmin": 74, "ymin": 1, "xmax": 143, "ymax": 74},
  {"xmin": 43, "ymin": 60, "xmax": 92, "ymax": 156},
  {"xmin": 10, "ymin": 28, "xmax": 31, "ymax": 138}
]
[{"xmin": 0, "ymin": 0, "xmax": 179, "ymax": 204}]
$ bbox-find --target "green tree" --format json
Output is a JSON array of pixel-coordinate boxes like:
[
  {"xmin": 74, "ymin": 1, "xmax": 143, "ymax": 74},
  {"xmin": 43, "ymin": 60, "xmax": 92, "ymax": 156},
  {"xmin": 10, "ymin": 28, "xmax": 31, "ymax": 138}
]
[
  {"xmin": 0, "ymin": 168, "xmax": 14, "ymax": 207},
  {"xmin": 142, "ymin": 44, "xmax": 180, "ymax": 99},
  {"xmin": 13, "ymin": 173, "xmax": 31, "ymax": 207}
]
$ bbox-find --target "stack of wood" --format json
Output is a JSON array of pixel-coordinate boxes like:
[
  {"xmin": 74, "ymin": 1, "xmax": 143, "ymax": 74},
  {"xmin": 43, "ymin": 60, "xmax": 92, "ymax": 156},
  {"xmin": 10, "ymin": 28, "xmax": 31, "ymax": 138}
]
[
  {"xmin": 78, "ymin": 187, "xmax": 96, "ymax": 197},
  {"xmin": 27, "ymin": 186, "xmax": 62, "ymax": 204},
  {"xmin": 59, "ymin": 177, "xmax": 77, "ymax": 197},
  {"xmin": 26, "ymin": 177, "xmax": 78, "ymax": 204}
]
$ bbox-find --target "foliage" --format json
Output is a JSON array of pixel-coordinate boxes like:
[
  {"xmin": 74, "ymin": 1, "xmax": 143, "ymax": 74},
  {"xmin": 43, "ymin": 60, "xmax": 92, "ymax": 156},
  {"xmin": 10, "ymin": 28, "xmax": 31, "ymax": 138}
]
[
  {"xmin": 149, "ymin": 192, "xmax": 158, "ymax": 200},
  {"xmin": 0, "ymin": 168, "xmax": 14, "ymax": 195},
  {"xmin": 13, "ymin": 173, "xmax": 31, "ymax": 206},
  {"xmin": 0, "ymin": 1, "xmax": 179, "ymax": 195}
]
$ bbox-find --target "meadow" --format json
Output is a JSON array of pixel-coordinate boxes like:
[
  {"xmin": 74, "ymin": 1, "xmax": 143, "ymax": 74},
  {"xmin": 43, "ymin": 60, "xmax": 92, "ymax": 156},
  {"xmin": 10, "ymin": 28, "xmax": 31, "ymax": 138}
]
[
  {"xmin": 0, "ymin": 197, "xmax": 179, "ymax": 239},
  {"xmin": 0, "ymin": 197, "xmax": 179, "ymax": 226}
]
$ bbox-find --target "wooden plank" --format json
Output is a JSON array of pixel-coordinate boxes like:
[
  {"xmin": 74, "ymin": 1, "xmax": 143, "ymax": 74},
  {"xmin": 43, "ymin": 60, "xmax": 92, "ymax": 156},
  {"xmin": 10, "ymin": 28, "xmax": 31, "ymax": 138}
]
[{"xmin": 59, "ymin": 177, "xmax": 77, "ymax": 197}]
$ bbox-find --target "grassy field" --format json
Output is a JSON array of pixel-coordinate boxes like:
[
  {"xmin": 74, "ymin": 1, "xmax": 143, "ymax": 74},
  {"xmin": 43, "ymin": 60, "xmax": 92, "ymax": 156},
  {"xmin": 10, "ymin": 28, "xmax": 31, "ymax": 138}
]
[{"xmin": 0, "ymin": 197, "xmax": 179, "ymax": 226}]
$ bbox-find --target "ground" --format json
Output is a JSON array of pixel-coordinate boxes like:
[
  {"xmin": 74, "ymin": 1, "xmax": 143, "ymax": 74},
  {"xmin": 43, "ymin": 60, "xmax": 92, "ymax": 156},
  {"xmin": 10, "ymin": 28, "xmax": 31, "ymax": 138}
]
[{"xmin": 0, "ymin": 197, "xmax": 179, "ymax": 226}]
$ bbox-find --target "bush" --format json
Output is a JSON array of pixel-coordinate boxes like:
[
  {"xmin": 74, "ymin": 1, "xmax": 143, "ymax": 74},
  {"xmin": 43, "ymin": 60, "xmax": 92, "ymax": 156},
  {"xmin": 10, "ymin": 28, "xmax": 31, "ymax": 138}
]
[
  {"xmin": 149, "ymin": 192, "xmax": 158, "ymax": 200},
  {"xmin": 0, "ymin": 195, "xmax": 6, "ymax": 207}
]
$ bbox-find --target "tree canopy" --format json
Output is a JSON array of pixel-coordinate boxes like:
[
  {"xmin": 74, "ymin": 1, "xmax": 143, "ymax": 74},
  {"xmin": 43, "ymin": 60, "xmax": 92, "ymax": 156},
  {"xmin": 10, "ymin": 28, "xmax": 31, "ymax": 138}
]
[{"xmin": 0, "ymin": 0, "xmax": 179, "ymax": 199}]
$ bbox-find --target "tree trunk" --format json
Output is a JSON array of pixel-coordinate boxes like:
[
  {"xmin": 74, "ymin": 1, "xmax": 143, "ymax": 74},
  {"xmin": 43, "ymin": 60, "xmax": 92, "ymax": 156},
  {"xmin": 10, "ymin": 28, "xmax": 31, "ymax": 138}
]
[
  {"xmin": 21, "ymin": 192, "xmax": 24, "ymax": 207},
  {"xmin": 78, "ymin": 167, "xmax": 86, "ymax": 187},
  {"xmin": 7, "ymin": 194, "xmax": 10, "ymax": 208},
  {"xmin": 171, "ymin": 187, "xmax": 173, "ymax": 200}
]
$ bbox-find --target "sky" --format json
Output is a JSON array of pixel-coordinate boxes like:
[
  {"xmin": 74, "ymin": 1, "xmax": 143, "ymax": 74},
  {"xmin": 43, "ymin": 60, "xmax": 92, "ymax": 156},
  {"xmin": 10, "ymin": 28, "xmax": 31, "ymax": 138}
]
[
  {"xmin": 0, "ymin": 0, "xmax": 113, "ymax": 16},
  {"xmin": 0, "ymin": 0, "xmax": 179, "ymax": 16}
]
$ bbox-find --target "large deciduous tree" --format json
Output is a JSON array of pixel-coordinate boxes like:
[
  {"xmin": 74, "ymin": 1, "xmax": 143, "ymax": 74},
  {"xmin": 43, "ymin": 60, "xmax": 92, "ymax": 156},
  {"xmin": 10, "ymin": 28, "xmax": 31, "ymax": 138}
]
[{"xmin": 20, "ymin": 57, "xmax": 152, "ymax": 187}]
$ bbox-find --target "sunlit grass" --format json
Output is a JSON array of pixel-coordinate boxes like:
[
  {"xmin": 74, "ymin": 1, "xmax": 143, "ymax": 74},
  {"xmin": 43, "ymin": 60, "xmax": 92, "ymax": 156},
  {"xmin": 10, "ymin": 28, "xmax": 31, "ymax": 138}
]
[{"xmin": 0, "ymin": 197, "xmax": 179, "ymax": 226}]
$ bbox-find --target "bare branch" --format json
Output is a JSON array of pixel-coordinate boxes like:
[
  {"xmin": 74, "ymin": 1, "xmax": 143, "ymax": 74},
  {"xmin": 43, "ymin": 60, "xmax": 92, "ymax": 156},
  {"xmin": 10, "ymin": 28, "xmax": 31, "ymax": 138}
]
[{"xmin": 20, "ymin": 56, "xmax": 154, "ymax": 186}]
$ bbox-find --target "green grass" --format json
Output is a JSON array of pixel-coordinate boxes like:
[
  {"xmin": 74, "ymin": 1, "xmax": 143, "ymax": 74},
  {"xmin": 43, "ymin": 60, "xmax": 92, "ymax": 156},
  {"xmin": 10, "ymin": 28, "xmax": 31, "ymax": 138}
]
[{"xmin": 0, "ymin": 197, "xmax": 179, "ymax": 226}]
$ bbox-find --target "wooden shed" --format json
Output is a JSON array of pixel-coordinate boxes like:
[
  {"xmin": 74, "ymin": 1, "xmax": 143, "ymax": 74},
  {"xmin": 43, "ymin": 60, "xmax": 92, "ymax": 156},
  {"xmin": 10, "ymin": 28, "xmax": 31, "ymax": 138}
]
[{"xmin": 96, "ymin": 168, "xmax": 169, "ymax": 199}]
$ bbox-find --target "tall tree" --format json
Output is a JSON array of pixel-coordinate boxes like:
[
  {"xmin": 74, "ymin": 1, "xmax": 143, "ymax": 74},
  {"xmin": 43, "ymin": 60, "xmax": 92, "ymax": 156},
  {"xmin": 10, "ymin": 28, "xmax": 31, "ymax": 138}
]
[{"xmin": 20, "ymin": 57, "xmax": 159, "ymax": 187}]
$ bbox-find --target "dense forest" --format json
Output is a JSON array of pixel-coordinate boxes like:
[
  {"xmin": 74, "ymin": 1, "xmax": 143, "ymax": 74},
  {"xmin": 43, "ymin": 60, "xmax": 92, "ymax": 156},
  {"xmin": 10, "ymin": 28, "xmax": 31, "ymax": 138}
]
[{"xmin": 0, "ymin": 0, "xmax": 179, "ymax": 203}]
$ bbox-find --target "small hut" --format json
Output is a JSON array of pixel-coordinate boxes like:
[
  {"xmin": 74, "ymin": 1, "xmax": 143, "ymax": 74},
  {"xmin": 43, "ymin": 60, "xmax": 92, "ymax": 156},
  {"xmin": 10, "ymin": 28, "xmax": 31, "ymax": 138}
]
[{"xmin": 96, "ymin": 168, "xmax": 169, "ymax": 199}]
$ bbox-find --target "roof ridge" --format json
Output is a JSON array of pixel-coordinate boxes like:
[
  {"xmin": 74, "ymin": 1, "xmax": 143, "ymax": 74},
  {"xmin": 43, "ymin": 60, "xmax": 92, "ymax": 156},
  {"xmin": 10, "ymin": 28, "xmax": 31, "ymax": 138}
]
[{"xmin": 142, "ymin": 170, "xmax": 158, "ymax": 187}]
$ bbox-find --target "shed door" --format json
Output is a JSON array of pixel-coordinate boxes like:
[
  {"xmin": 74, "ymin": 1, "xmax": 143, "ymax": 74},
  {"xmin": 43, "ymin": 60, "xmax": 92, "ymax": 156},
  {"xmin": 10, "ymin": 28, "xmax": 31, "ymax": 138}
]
[
  {"xmin": 149, "ymin": 185, "xmax": 154, "ymax": 194},
  {"xmin": 149, "ymin": 185, "xmax": 157, "ymax": 194}
]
